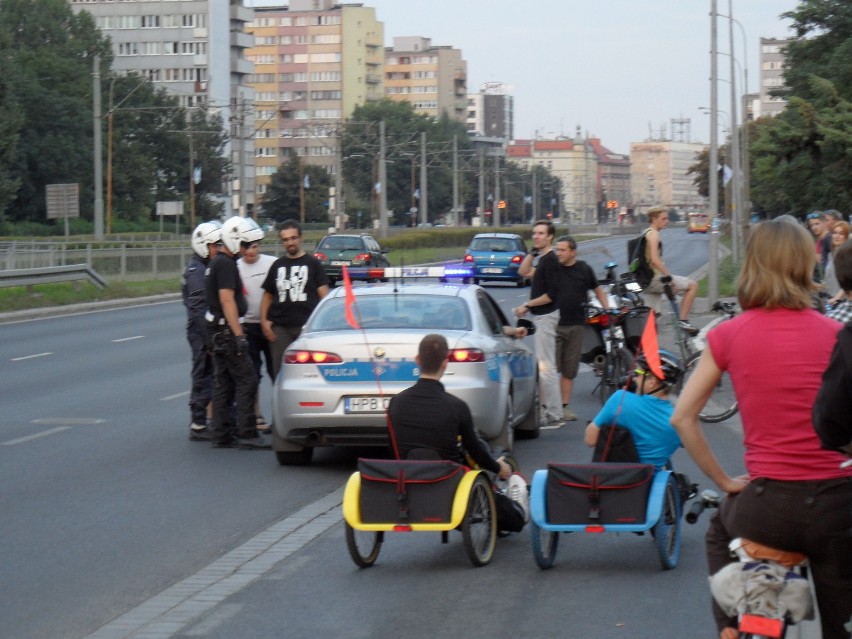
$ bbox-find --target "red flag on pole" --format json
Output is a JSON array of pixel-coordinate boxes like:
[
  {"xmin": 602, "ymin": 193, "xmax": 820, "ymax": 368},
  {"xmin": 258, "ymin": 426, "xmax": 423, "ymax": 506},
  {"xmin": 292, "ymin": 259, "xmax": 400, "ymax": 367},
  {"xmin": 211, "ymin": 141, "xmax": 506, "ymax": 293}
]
[
  {"xmin": 342, "ymin": 265, "xmax": 359, "ymax": 329},
  {"xmin": 640, "ymin": 310, "xmax": 664, "ymax": 379}
]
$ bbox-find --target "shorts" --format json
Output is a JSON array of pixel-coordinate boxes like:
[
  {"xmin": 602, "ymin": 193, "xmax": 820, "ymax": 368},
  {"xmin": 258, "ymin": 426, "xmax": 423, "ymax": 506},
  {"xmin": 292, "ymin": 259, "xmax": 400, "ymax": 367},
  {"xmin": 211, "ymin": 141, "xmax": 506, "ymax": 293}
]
[
  {"xmin": 555, "ymin": 324, "xmax": 585, "ymax": 379},
  {"xmin": 643, "ymin": 273, "xmax": 693, "ymax": 295}
]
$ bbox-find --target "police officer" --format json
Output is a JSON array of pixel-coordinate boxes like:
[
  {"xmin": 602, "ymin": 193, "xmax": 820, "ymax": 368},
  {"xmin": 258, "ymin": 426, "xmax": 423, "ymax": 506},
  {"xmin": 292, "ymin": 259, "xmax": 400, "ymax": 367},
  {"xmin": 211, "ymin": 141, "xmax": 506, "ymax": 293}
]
[
  {"xmin": 182, "ymin": 221, "xmax": 221, "ymax": 441},
  {"xmin": 205, "ymin": 216, "xmax": 270, "ymax": 449}
]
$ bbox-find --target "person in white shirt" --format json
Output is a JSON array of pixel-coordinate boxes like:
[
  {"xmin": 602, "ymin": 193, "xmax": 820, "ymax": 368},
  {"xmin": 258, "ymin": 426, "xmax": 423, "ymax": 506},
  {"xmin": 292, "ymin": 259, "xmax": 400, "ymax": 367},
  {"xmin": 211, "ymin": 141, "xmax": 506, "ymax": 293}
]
[{"xmin": 238, "ymin": 236, "xmax": 277, "ymax": 434}]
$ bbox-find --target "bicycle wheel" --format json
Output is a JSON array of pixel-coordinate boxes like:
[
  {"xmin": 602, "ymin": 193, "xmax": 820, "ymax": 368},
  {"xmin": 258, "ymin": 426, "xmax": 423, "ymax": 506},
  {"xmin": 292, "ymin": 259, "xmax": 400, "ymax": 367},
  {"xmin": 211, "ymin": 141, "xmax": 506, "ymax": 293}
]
[
  {"xmin": 531, "ymin": 521, "xmax": 559, "ymax": 569},
  {"xmin": 462, "ymin": 474, "xmax": 497, "ymax": 567},
  {"xmin": 684, "ymin": 353, "xmax": 739, "ymax": 423},
  {"xmin": 344, "ymin": 524, "xmax": 383, "ymax": 568},
  {"xmin": 653, "ymin": 474, "xmax": 682, "ymax": 570},
  {"xmin": 598, "ymin": 347, "xmax": 632, "ymax": 405}
]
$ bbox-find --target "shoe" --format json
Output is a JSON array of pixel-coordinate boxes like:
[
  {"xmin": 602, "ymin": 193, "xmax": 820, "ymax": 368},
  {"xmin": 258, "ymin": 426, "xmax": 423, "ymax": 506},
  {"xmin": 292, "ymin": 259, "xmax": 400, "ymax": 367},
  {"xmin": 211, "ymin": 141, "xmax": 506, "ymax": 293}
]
[
  {"xmin": 678, "ymin": 319, "xmax": 699, "ymax": 336},
  {"xmin": 507, "ymin": 473, "xmax": 530, "ymax": 523},
  {"xmin": 238, "ymin": 433, "xmax": 272, "ymax": 450},
  {"xmin": 542, "ymin": 417, "xmax": 563, "ymax": 430},
  {"xmin": 719, "ymin": 628, "xmax": 738, "ymax": 639},
  {"xmin": 189, "ymin": 425, "xmax": 213, "ymax": 441},
  {"xmin": 256, "ymin": 415, "xmax": 271, "ymax": 435},
  {"xmin": 562, "ymin": 406, "xmax": 578, "ymax": 421}
]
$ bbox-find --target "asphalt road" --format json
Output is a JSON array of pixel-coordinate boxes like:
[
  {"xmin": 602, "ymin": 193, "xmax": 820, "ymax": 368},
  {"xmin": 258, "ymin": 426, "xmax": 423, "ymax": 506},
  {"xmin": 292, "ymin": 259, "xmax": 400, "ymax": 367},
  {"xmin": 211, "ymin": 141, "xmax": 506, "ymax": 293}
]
[{"xmin": 3, "ymin": 230, "xmax": 818, "ymax": 638}]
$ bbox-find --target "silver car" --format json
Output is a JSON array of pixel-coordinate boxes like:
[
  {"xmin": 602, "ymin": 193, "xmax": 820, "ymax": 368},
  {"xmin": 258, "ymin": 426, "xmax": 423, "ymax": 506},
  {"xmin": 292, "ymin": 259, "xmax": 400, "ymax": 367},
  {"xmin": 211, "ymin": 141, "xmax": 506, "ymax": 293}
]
[{"xmin": 271, "ymin": 283, "xmax": 540, "ymax": 465}]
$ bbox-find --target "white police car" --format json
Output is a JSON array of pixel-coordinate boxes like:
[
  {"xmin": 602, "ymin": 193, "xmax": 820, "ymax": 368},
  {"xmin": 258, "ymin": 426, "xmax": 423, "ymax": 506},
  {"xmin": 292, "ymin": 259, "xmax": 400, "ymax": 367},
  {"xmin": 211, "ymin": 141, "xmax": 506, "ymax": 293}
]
[{"xmin": 271, "ymin": 268, "xmax": 539, "ymax": 465}]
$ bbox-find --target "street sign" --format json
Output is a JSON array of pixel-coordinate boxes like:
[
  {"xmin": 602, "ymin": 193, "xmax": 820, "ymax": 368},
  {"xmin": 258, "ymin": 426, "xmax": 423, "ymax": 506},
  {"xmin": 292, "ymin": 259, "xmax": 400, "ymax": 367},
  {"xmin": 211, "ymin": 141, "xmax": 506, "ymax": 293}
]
[{"xmin": 46, "ymin": 183, "xmax": 80, "ymax": 220}]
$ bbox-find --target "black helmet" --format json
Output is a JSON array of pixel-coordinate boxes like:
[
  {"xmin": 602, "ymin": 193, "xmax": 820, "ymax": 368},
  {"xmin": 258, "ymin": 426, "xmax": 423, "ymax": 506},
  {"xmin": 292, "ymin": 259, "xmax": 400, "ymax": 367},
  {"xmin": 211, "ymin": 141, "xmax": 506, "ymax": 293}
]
[{"xmin": 635, "ymin": 349, "xmax": 682, "ymax": 387}]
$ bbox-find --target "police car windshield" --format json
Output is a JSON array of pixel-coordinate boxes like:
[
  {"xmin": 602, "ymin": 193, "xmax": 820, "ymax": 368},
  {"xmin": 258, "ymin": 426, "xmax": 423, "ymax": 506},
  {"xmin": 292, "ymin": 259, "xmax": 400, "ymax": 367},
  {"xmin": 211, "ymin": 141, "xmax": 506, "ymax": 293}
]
[{"xmin": 307, "ymin": 295, "xmax": 470, "ymax": 331}]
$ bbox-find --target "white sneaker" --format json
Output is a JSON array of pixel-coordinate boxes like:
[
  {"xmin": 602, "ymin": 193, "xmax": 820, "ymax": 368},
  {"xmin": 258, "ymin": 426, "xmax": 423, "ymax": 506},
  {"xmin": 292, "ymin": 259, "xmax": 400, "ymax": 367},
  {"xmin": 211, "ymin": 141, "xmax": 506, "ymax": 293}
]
[
  {"xmin": 563, "ymin": 406, "xmax": 578, "ymax": 421},
  {"xmin": 507, "ymin": 473, "xmax": 530, "ymax": 523}
]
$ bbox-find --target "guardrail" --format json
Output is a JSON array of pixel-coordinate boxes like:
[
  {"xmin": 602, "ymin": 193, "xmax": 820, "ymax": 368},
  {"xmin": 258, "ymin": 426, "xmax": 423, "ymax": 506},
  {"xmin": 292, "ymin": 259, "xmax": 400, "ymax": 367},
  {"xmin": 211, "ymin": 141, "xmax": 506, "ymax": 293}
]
[{"xmin": 0, "ymin": 264, "xmax": 107, "ymax": 290}]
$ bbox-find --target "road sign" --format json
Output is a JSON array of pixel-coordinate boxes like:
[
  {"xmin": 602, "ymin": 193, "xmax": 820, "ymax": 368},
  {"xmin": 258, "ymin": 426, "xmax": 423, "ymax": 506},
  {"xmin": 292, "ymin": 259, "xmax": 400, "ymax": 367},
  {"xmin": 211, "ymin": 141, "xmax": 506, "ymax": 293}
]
[{"xmin": 46, "ymin": 183, "xmax": 80, "ymax": 220}]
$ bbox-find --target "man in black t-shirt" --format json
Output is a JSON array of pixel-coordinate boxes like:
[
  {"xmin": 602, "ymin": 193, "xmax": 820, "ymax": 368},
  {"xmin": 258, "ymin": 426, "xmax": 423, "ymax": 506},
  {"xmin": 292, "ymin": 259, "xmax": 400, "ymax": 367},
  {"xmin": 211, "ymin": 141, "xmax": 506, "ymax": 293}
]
[
  {"xmin": 388, "ymin": 334, "xmax": 528, "ymax": 532},
  {"xmin": 518, "ymin": 235, "xmax": 611, "ymax": 422},
  {"xmin": 205, "ymin": 216, "xmax": 270, "ymax": 449},
  {"xmin": 260, "ymin": 219, "xmax": 329, "ymax": 379},
  {"xmin": 515, "ymin": 220, "xmax": 562, "ymax": 426}
]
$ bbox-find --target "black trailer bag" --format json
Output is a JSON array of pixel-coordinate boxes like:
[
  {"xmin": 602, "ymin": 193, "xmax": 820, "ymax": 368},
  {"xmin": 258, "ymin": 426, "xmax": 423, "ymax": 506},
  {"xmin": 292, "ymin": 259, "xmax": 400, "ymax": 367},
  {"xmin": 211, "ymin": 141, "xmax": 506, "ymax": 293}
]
[
  {"xmin": 357, "ymin": 458, "xmax": 466, "ymax": 524},
  {"xmin": 545, "ymin": 462, "xmax": 655, "ymax": 524}
]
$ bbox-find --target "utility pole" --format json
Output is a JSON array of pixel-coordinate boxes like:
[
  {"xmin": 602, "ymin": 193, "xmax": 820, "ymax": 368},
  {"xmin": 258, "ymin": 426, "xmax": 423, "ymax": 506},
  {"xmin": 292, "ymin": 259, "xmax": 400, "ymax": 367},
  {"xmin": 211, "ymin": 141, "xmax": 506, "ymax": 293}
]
[
  {"xmin": 93, "ymin": 55, "xmax": 104, "ymax": 240},
  {"xmin": 188, "ymin": 114, "xmax": 196, "ymax": 229},
  {"xmin": 379, "ymin": 120, "xmax": 387, "ymax": 238},
  {"xmin": 494, "ymin": 153, "xmax": 501, "ymax": 228},
  {"xmin": 334, "ymin": 128, "xmax": 344, "ymax": 230},
  {"xmin": 419, "ymin": 131, "xmax": 427, "ymax": 226},
  {"xmin": 452, "ymin": 135, "xmax": 459, "ymax": 226},
  {"xmin": 708, "ymin": 0, "xmax": 720, "ymax": 305},
  {"xmin": 478, "ymin": 148, "xmax": 485, "ymax": 225},
  {"xmin": 728, "ymin": 0, "xmax": 741, "ymax": 263}
]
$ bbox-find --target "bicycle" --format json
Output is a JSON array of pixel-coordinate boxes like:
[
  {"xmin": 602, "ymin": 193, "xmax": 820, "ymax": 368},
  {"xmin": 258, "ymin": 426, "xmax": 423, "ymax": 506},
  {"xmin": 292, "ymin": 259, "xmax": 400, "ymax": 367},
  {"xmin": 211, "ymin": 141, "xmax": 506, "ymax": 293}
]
[
  {"xmin": 687, "ymin": 491, "xmax": 815, "ymax": 639},
  {"xmin": 683, "ymin": 300, "xmax": 739, "ymax": 423},
  {"xmin": 583, "ymin": 304, "xmax": 638, "ymax": 405}
]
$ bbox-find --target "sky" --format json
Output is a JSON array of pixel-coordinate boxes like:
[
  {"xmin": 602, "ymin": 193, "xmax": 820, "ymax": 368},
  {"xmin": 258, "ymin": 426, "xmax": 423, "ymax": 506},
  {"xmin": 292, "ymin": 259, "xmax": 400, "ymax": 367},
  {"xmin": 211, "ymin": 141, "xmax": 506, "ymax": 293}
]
[{"xmin": 246, "ymin": 0, "xmax": 800, "ymax": 155}]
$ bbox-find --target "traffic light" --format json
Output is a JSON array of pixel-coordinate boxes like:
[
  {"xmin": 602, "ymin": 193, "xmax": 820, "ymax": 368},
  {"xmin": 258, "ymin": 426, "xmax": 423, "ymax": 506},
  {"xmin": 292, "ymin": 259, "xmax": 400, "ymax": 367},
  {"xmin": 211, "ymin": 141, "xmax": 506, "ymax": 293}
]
[
  {"xmin": 606, "ymin": 200, "xmax": 618, "ymax": 209},
  {"xmin": 497, "ymin": 200, "xmax": 507, "ymax": 209}
]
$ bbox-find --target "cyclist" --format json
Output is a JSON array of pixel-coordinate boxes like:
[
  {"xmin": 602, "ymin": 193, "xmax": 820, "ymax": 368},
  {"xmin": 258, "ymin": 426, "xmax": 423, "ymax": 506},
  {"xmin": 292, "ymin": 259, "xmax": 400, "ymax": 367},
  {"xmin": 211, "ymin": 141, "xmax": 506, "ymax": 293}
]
[{"xmin": 584, "ymin": 350, "xmax": 684, "ymax": 469}]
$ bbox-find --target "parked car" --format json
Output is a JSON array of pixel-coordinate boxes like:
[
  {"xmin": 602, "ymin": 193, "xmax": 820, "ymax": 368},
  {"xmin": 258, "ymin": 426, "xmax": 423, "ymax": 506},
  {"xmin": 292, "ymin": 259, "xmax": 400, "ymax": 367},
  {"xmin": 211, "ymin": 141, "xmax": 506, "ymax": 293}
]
[
  {"xmin": 313, "ymin": 233, "xmax": 390, "ymax": 286},
  {"xmin": 271, "ymin": 282, "xmax": 540, "ymax": 465},
  {"xmin": 463, "ymin": 233, "xmax": 529, "ymax": 286}
]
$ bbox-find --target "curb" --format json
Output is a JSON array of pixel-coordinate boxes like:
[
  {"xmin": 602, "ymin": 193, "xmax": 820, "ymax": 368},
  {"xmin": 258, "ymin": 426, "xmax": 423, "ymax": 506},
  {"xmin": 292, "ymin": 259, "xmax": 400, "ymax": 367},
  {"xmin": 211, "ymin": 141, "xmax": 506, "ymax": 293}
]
[{"xmin": 0, "ymin": 293, "xmax": 181, "ymax": 324}]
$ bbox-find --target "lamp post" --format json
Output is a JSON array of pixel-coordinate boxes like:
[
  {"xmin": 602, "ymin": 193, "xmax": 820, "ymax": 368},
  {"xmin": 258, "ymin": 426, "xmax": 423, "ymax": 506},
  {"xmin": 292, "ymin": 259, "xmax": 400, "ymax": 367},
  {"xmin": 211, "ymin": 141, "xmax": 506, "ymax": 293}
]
[{"xmin": 708, "ymin": 0, "xmax": 719, "ymax": 305}]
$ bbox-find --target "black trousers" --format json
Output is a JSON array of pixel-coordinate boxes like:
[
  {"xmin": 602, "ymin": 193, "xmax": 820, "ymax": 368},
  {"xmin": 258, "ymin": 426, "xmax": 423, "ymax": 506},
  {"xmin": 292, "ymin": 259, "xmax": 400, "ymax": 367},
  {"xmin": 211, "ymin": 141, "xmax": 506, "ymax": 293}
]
[
  {"xmin": 706, "ymin": 476, "xmax": 852, "ymax": 638},
  {"xmin": 186, "ymin": 320, "xmax": 213, "ymax": 424},
  {"xmin": 210, "ymin": 330, "xmax": 259, "ymax": 442},
  {"xmin": 245, "ymin": 322, "xmax": 274, "ymax": 383}
]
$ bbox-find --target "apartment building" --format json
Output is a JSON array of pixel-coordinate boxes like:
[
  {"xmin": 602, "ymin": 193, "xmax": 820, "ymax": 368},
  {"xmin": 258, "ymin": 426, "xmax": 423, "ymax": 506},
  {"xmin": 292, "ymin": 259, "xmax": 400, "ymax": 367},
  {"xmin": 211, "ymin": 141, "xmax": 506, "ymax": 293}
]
[
  {"xmin": 588, "ymin": 138, "xmax": 630, "ymax": 223},
  {"xmin": 629, "ymin": 140, "xmax": 706, "ymax": 217},
  {"xmin": 69, "ymin": 0, "xmax": 256, "ymax": 215},
  {"xmin": 508, "ymin": 136, "xmax": 599, "ymax": 224},
  {"xmin": 245, "ymin": 0, "xmax": 384, "ymax": 200},
  {"xmin": 758, "ymin": 37, "xmax": 790, "ymax": 118},
  {"xmin": 466, "ymin": 82, "xmax": 514, "ymax": 140},
  {"xmin": 384, "ymin": 37, "xmax": 467, "ymax": 122}
]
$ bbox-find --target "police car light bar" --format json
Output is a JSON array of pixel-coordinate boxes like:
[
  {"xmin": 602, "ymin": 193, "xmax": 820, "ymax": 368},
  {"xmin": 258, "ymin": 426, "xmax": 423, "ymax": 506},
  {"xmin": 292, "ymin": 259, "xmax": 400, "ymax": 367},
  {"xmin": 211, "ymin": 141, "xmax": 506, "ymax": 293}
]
[{"xmin": 347, "ymin": 265, "xmax": 473, "ymax": 279}]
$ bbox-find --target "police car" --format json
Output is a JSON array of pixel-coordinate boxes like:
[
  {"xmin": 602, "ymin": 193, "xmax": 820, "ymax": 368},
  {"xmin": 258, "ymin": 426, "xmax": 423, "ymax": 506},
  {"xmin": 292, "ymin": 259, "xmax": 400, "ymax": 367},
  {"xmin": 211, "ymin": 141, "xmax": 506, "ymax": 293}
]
[{"xmin": 271, "ymin": 267, "xmax": 540, "ymax": 465}]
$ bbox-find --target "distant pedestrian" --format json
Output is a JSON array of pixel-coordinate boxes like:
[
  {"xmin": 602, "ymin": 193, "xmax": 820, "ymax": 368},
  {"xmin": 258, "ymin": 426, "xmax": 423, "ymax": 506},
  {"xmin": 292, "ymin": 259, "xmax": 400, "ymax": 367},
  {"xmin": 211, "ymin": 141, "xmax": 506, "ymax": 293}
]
[
  {"xmin": 642, "ymin": 206, "xmax": 699, "ymax": 335},
  {"xmin": 827, "ymin": 241, "xmax": 852, "ymax": 323},
  {"xmin": 205, "ymin": 216, "xmax": 270, "ymax": 450},
  {"xmin": 260, "ymin": 220, "xmax": 329, "ymax": 379},
  {"xmin": 519, "ymin": 235, "xmax": 611, "ymax": 422},
  {"xmin": 515, "ymin": 219, "xmax": 563, "ymax": 427},
  {"xmin": 238, "ymin": 232, "xmax": 276, "ymax": 434},
  {"xmin": 182, "ymin": 221, "xmax": 221, "ymax": 441},
  {"xmin": 807, "ymin": 211, "xmax": 831, "ymax": 280},
  {"xmin": 822, "ymin": 220, "xmax": 850, "ymax": 303}
]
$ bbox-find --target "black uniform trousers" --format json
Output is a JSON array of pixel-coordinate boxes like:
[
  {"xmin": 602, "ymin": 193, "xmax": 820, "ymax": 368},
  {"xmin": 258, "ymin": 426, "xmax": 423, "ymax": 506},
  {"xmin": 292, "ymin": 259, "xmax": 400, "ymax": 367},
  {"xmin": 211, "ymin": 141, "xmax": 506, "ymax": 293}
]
[{"xmin": 210, "ymin": 328, "xmax": 259, "ymax": 443}]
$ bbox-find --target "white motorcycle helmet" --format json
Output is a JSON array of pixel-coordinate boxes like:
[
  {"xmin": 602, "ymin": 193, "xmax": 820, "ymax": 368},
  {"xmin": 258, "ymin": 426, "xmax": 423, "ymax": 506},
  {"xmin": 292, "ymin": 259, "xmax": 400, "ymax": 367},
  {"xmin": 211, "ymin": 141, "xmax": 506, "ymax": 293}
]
[
  {"xmin": 190, "ymin": 221, "xmax": 222, "ymax": 259},
  {"xmin": 221, "ymin": 216, "xmax": 264, "ymax": 253}
]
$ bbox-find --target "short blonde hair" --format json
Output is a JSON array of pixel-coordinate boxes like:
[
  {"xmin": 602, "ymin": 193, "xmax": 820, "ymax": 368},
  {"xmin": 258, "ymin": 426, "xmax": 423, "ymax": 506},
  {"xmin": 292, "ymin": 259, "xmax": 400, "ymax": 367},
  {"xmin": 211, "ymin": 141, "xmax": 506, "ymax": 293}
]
[
  {"xmin": 737, "ymin": 220, "xmax": 817, "ymax": 310},
  {"xmin": 647, "ymin": 206, "xmax": 668, "ymax": 222}
]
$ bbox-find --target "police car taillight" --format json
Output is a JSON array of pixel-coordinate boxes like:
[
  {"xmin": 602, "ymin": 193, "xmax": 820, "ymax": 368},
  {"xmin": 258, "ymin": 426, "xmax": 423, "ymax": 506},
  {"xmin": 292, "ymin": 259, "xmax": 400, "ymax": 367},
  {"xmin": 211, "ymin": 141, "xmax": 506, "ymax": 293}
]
[
  {"xmin": 448, "ymin": 348, "xmax": 485, "ymax": 363},
  {"xmin": 284, "ymin": 350, "xmax": 343, "ymax": 364}
]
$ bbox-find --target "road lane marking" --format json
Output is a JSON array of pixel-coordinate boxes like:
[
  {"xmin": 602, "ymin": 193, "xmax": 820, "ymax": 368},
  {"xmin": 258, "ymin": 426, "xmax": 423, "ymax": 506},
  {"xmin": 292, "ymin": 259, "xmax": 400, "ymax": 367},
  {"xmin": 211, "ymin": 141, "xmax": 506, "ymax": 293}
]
[
  {"xmin": 11, "ymin": 352, "xmax": 53, "ymax": 361},
  {"xmin": 86, "ymin": 485, "xmax": 345, "ymax": 639},
  {"xmin": 160, "ymin": 391, "xmax": 190, "ymax": 401},
  {"xmin": 2, "ymin": 427, "xmax": 71, "ymax": 446},
  {"xmin": 112, "ymin": 336, "xmax": 145, "ymax": 343}
]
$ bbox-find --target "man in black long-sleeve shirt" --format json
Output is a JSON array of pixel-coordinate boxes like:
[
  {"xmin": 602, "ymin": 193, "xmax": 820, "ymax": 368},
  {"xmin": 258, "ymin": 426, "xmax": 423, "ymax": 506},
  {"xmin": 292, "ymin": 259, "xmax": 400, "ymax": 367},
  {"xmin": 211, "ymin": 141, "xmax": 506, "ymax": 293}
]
[{"xmin": 388, "ymin": 334, "xmax": 528, "ymax": 532}]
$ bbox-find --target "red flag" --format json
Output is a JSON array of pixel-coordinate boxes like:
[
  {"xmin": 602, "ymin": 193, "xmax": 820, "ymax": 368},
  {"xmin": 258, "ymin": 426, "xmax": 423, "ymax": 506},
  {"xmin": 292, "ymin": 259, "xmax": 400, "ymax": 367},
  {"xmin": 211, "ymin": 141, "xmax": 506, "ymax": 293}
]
[
  {"xmin": 342, "ymin": 265, "xmax": 359, "ymax": 329},
  {"xmin": 640, "ymin": 310, "xmax": 664, "ymax": 379}
]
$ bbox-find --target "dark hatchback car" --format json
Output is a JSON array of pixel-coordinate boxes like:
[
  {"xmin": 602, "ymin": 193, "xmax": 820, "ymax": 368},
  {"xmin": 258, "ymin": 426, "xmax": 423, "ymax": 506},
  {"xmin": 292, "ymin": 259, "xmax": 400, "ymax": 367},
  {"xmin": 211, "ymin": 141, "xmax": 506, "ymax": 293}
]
[
  {"xmin": 463, "ymin": 232, "xmax": 529, "ymax": 287},
  {"xmin": 313, "ymin": 233, "xmax": 391, "ymax": 286}
]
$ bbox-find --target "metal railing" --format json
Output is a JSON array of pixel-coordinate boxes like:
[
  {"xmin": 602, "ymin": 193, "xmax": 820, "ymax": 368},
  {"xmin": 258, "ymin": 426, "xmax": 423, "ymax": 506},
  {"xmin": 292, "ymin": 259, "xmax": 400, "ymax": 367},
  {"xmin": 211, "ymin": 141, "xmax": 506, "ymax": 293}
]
[{"xmin": 0, "ymin": 264, "xmax": 107, "ymax": 289}]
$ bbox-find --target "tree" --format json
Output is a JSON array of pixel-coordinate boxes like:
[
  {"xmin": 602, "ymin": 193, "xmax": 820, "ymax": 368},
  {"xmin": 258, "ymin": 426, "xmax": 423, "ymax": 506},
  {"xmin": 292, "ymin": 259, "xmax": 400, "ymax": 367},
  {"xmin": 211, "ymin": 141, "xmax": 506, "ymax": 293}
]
[
  {"xmin": 744, "ymin": 0, "xmax": 852, "ymax": 216},
  {"xmin": 261, "ymin": 159, "xmax": 331, "ymax": 223}
]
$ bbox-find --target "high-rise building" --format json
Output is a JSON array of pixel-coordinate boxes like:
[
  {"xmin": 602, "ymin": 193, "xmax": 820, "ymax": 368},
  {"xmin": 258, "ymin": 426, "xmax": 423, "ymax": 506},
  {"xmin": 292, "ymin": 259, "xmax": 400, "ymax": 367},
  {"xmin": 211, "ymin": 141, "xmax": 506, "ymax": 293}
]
[
  {"xmin": 245, "ymin": 0, "xmax": 384, "ymax": 204},
  {"xmin": 758, "ymin": 37, "xmax": 790, "ymax": 118},
  {"xmin": 69, "ymin": 0, "xmax": 257, "ymax": 215},
  {"xmin": 384, "ymin": 37, "xmax": 467, "ymax": 122},
  {"xmin": 466, "ymin": 82, "xmax": 513, "ymax": 140}
]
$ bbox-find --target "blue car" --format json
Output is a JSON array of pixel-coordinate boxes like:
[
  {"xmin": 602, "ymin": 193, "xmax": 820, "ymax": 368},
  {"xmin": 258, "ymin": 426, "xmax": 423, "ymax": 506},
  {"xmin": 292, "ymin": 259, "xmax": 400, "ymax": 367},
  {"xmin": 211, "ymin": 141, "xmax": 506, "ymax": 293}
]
[{"xmin": 463, "ymin": 233, "xmax": 529, "ymax": 287}]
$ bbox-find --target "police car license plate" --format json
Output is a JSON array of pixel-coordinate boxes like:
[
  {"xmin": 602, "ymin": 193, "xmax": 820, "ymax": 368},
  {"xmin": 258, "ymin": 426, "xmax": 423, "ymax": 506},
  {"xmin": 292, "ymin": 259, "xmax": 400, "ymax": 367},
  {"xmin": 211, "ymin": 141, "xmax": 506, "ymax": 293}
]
[
  {"xmin": 482, "ymin": 267, "xmax": 502, "ymax": 274},
  {"xmin": 344, "ymin": 396, "xmax": 391, "ymax": 413}
]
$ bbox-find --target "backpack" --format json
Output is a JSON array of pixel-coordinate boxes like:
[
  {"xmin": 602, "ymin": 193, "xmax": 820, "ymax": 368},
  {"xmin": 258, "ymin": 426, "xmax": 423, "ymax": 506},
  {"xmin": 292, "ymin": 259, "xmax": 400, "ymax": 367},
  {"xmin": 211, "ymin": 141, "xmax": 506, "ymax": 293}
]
[{"xmin": 627, "ymin": 230, "xmax": 654, "ymax": 288}]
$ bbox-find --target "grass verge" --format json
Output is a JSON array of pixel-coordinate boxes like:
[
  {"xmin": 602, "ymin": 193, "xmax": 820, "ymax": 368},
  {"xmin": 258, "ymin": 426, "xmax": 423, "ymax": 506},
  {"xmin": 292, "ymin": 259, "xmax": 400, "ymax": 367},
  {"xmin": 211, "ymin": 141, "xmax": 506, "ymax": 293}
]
[{"xmin": 0, "ymin": 278, "xmax": 181, "ymax": 313}]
